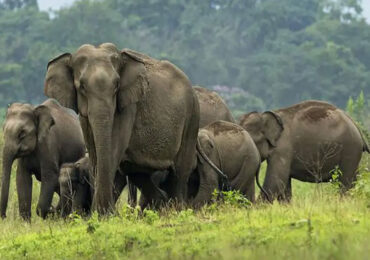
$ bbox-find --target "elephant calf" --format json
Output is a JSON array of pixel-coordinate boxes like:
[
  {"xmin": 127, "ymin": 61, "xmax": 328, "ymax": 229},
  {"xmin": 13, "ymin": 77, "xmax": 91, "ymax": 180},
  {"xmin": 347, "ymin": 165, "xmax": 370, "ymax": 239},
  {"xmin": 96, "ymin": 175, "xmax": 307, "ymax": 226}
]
[
  {"xmin": 59, "ymin": 156, "xmax": 137, "ymax": 217},
  {"xmin": 1, "ymin": 99, "xmax": 85, "ymax": 219},
  {"xmin": 239, "ymin": 100, "xmax": 370, "ymax": 202},
  {"xmin": 191, "ymin": 120, "xmax": 263, "ymax": 205}
]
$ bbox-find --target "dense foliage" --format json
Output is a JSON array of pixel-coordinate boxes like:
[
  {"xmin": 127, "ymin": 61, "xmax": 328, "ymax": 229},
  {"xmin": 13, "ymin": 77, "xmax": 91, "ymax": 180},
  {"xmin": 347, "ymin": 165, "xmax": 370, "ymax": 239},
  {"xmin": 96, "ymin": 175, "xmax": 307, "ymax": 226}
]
[{"xmin": 0, "ymin": 0, "xmax": 370, "ymax": 112}]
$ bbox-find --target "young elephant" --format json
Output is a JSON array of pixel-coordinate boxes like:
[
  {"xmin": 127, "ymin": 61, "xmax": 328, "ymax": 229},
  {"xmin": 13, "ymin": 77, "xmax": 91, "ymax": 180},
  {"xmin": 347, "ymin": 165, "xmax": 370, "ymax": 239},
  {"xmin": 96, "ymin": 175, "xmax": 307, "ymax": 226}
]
[
  {"xmin": 191, "ymin": 120, "xmax": 263, "ymax": 205},
  {"xmin": 1, "ymin": 99, "xmax": 85, "ymax": 219},
  {"xmin": 194, "ymin": 86, "xmax": 235, "ymax": 128},
  {"xmin": 59, "ymin": 156, "xmax": 137, "ymax": 217},
  {"xmin": 239, "ymin": 100, "xmax": 370, "ymax": 202}
]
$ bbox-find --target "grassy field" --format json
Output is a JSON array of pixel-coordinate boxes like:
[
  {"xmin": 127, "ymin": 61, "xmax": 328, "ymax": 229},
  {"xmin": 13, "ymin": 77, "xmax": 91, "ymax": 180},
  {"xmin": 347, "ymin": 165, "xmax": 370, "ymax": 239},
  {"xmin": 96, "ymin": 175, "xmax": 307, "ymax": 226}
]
[{"xmin": 0, "ymin": 131, "xmax": 369, "ymax": 259}]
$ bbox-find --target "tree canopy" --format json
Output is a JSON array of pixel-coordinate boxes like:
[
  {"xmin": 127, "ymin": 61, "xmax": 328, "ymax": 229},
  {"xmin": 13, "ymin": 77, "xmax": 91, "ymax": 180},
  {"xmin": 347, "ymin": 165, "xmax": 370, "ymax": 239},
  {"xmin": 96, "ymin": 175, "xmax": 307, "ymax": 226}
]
[{"xmin": 0, "ymin": 0, "xmax": 369, "ymax": 113}]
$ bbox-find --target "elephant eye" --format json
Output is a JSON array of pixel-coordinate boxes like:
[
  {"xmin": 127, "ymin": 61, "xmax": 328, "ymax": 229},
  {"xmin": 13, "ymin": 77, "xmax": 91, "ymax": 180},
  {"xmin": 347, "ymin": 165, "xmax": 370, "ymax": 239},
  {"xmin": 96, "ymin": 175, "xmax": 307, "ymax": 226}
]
[{"xmin": 18, "ymin": 130, "xmax": 26, "ymax": 140}]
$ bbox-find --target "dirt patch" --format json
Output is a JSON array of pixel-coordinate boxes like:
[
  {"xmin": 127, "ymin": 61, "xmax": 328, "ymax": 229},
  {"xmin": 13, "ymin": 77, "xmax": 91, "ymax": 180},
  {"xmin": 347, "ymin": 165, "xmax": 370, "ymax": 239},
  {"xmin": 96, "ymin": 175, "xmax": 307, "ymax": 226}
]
[
  {"xmin": 303, "ymin": 106, "xmax": 335, "ymax": 121},
  {"xmin": 208, "ymin": 121, "xmax": 243, "ymax": 136},
  {"xmin": 276, "ymin": 100, "xmax": 336, "ymax": 115}
]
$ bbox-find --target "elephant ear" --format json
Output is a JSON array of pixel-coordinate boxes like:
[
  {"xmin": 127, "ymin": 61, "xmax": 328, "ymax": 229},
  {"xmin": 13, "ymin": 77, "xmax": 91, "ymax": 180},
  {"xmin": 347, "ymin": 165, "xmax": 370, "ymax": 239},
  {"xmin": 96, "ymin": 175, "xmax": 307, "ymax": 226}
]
[
  {"xmin": 78, "ymin": 166, "xmax": 90, "ymax": 185},
  {"xmin": 262, "ymin": 111, "xmax": 284, "ymax": 147},
  {"xmin": 202, "ymin": 135, "xmax": 214, "ymax": 154},
  {"xmin": 34, "ymin": 105, "xmax": 55, "ymax": 143},
  {"xmin": 197, "ymin": 132, "xmax": 214, "ymax": 160},
  {"xmin": 118, "ymin": 49, "xmax": 149, "ymax": 111},
  {"xmin": 76, "ymin": 169, "xmax": 86, "ymax": 185},
  {"xmin": 44, "ymin": 53, "xmax": 77, "ymax": 112}
]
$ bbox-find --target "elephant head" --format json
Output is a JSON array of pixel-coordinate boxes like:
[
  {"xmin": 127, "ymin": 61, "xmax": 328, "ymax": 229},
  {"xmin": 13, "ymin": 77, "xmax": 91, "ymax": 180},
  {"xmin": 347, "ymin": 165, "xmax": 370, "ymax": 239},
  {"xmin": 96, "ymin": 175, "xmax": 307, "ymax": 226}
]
[
  {"xmin": 1, "ymin": 103, "xmax": 55, "ymax": 218},
  {"xmin": 191, "ymin": 129, "xmax": 230, "ymax": 205},
  {"xmin": 59, "ymin": 157, "xmax": 92, "ymax": 217},
  {"xmin": 239, "ymin": 111, "xmax": 284, "ymax": 161},
  {"xmin": 44, "ymin": 43, "xmax": 148, "ymax": 214}
]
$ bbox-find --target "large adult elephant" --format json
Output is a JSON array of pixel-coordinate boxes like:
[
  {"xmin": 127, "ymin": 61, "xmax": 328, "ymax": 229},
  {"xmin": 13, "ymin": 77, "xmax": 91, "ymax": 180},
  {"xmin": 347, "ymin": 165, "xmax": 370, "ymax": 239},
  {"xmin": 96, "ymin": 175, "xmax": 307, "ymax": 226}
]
[
  {"xmin": 239, "ymin": 100, "xmax": 369, "ymax": 202},
  {"xmin": 193, "ymin": 86, "xmax": 235, "ymax": 128},
  {"xmin": 44, "ymin": 43, "xmax": 200, "ymax": 214},
  {"xmin": 1, "ymin": 99, "xmax": 85, "ymax": 219}
]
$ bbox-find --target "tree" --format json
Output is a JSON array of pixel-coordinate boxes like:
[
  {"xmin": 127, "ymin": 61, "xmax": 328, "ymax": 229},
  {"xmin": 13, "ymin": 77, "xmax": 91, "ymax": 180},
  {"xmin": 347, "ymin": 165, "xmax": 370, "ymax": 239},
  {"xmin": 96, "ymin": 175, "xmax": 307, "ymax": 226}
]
[
  {"xmin": 0, "ymin": 0, "xmax": 37, "ymax": 10},
  {"xmin": 0, "ymin": 0, "xmax": 369, "ymax": 112}
]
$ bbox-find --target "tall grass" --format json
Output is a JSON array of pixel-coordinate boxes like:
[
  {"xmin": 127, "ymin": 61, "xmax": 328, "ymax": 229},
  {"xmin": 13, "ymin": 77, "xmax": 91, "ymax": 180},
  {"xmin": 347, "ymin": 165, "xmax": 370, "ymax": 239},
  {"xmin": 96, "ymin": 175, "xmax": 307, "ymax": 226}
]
[{"xmin": 0, "ymin": 131, "xmax": 369, "ymax": 259}]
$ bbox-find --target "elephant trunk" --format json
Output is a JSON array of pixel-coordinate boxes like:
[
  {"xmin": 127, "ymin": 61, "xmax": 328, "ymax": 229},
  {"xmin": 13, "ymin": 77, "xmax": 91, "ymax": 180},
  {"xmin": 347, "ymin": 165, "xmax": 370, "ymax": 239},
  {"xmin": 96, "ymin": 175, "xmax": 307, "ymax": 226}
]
[
  {"xmin": 89, "ymin": 112, "xmax": 114, "ymax": 215},
  {"xmin": 254, "ymin": 164, "xmax": 271, "ymax": 203},
  {"xmin": 1, "ymin": 143, "xmax": 16, "ymax": 218},
  {"xmin": 196, "ymin": 138, "xmax": 230, "ymax": 190},
  {"xmin": 192, "ymin": 138, "xmax": 228, "ymax": 206},
  {"xmin": 59, "ymin": 184, "xmax": 72, "ymax": 218}
]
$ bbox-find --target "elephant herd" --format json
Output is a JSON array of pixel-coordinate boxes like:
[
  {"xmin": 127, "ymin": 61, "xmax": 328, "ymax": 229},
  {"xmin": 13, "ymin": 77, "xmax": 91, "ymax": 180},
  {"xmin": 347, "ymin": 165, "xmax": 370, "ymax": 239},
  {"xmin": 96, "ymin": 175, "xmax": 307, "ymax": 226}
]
[{"xmin": 1, "ymin": 43, "xmax": 368, "ymax": 220}]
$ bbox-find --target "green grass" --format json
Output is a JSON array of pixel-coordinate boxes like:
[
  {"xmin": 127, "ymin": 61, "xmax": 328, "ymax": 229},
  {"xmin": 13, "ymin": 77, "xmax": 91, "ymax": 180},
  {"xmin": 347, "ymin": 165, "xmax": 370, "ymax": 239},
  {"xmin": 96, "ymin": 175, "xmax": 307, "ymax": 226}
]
[{"xmin": 0, "ymin": 131, "xmax": 369, "ymax": 259}]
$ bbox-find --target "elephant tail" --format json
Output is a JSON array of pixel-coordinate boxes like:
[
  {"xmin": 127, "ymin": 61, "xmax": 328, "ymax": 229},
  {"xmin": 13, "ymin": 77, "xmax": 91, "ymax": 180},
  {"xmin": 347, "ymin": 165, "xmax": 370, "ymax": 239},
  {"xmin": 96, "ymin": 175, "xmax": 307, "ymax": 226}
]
[
  {"xmin": 363, "ymin": 137, "xmax": 370, "ymax": 153},
  {"xmin": 196, "ymin": 138, "xmax": 231, "ymax": 191},
  {"xmin": 354, "ymin": 121, "xmax": 370, "ymax": 153},
  {"xmin": 255, "ymin": 163, "xmax": 270, "ymax": 203},
  {"xmin": 344, "ymin": 113, "xmax": 370, "ymax": 153},
  {"xmin": 361, "ymin": 132, "xmax": 370, "ymax": 153}
]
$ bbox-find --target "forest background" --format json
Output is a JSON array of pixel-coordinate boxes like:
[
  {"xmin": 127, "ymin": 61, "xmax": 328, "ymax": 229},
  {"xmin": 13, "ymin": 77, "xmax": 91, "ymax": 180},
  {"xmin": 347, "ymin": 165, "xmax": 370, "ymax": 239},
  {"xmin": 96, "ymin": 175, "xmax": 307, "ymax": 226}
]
[{"xmin": 1, "ymin": 0, "xmax": 370, "ymax": 120}]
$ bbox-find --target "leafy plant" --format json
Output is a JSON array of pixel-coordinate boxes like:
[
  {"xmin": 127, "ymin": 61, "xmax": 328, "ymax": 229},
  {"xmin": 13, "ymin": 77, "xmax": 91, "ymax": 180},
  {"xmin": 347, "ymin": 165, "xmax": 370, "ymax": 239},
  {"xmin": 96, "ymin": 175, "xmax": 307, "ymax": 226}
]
[
  {"xmin": 329, "ymin": 165, "xmax": 343, "ymax": 191},
  {"xmin": 143, "ymin": 209, "xmax": 159, "ymax": 224},
  {"xmin": 212, "ymin": 189, "xmax": 252, "ymax": 209}
]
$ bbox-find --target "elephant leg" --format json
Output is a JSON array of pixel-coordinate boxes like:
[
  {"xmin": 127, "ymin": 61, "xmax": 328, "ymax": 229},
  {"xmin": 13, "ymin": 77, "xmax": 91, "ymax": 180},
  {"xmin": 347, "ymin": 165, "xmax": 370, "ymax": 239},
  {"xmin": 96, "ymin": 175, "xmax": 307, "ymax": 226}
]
[
  {"xmin": 262, "ymin": 155, "xmax": 291, "ymax": 202},
  {"xmin": 338, "ymin": 150, "xmax": 362, "ymax": 193},
  {"xmin": 37, "ymin": 168, "xmax": 59, "ymax": 219},
  {"xmin": 112, "ymin": 172, "xmax": 127, "ymax": 204},
  {"xmin": 187, "ymin": 171, "xmax": 200, "ymax": 200},
  {"xmin": 281, "ymin": 177, "xmax": 292, "ymax": 202},
  {"xmin": 192, "ymin": 166, "xmax": 219, "ymax": 207},
  {"xmin": 139, "ymin": 194, "xmax": 149, "ymax": 209},
  {"xmin": 129, "ymin": 173, "xmax": 168, "ymax": 209},
  {"xmin": 136, "ymin": 171, "xmax": 167, "ymax": 208},
  {"xmin": 127, "ymin": 177, "xmax": 137, "ymax": 207},
  {"xmin": 234, "ymin": 161, "xmax": 256, "ymax": 203},
  {"xmin": 16, "ymin": 162, "xmax": 32, "ymax": 221},
  {"xmin": 245, "ymin": 184, "xmax": 256, "ymax": 203},
  {"xmin": 170, "ymin": 112, "xmax": 198, "ymax": 203}
]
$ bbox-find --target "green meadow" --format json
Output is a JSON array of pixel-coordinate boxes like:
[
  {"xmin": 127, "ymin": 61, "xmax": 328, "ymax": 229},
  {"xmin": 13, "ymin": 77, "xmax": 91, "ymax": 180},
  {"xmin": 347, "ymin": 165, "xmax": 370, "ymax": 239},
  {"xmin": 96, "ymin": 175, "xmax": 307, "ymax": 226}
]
[{"xmin": 0, "ymin": 131, "xmax": 369, "ymax": 259}]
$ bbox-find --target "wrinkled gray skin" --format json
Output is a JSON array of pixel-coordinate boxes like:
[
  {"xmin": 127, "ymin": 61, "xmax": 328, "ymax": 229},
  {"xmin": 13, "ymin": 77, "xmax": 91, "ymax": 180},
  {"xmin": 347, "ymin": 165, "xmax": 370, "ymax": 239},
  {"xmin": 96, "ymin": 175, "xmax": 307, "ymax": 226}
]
[
  {"xmin": 191, "ymin": 121, "xmax": 261, "ymax": 205},
  {"xmin": 193, "ymin": 86, "xmax": 235, "ymax": 128},
  {"xmin": 44, "ymin": 43, "xmax": 199, "ymax": 214},
  {"xmin": 140, "ymin": 86, "xmax": 235, "ymax": 207},
  {"xmin": 59, "ymin": 156, "xmax": 137, "ymax": 217},
  {"xmin": 1, "ymin": 99, "xmax": 85, "ymax": 219},
  {"xmin": 239, "ymin": 100, "xmax": 370, "ymax": 202}
]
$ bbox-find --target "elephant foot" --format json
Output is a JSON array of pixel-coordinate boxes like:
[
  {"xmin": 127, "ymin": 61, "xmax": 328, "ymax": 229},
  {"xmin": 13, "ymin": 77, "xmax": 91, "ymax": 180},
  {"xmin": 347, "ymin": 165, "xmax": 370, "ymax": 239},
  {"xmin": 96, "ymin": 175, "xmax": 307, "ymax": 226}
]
[{"xmin": 36, "ymin": 206, "xmax": 53, "ymax": 219}]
